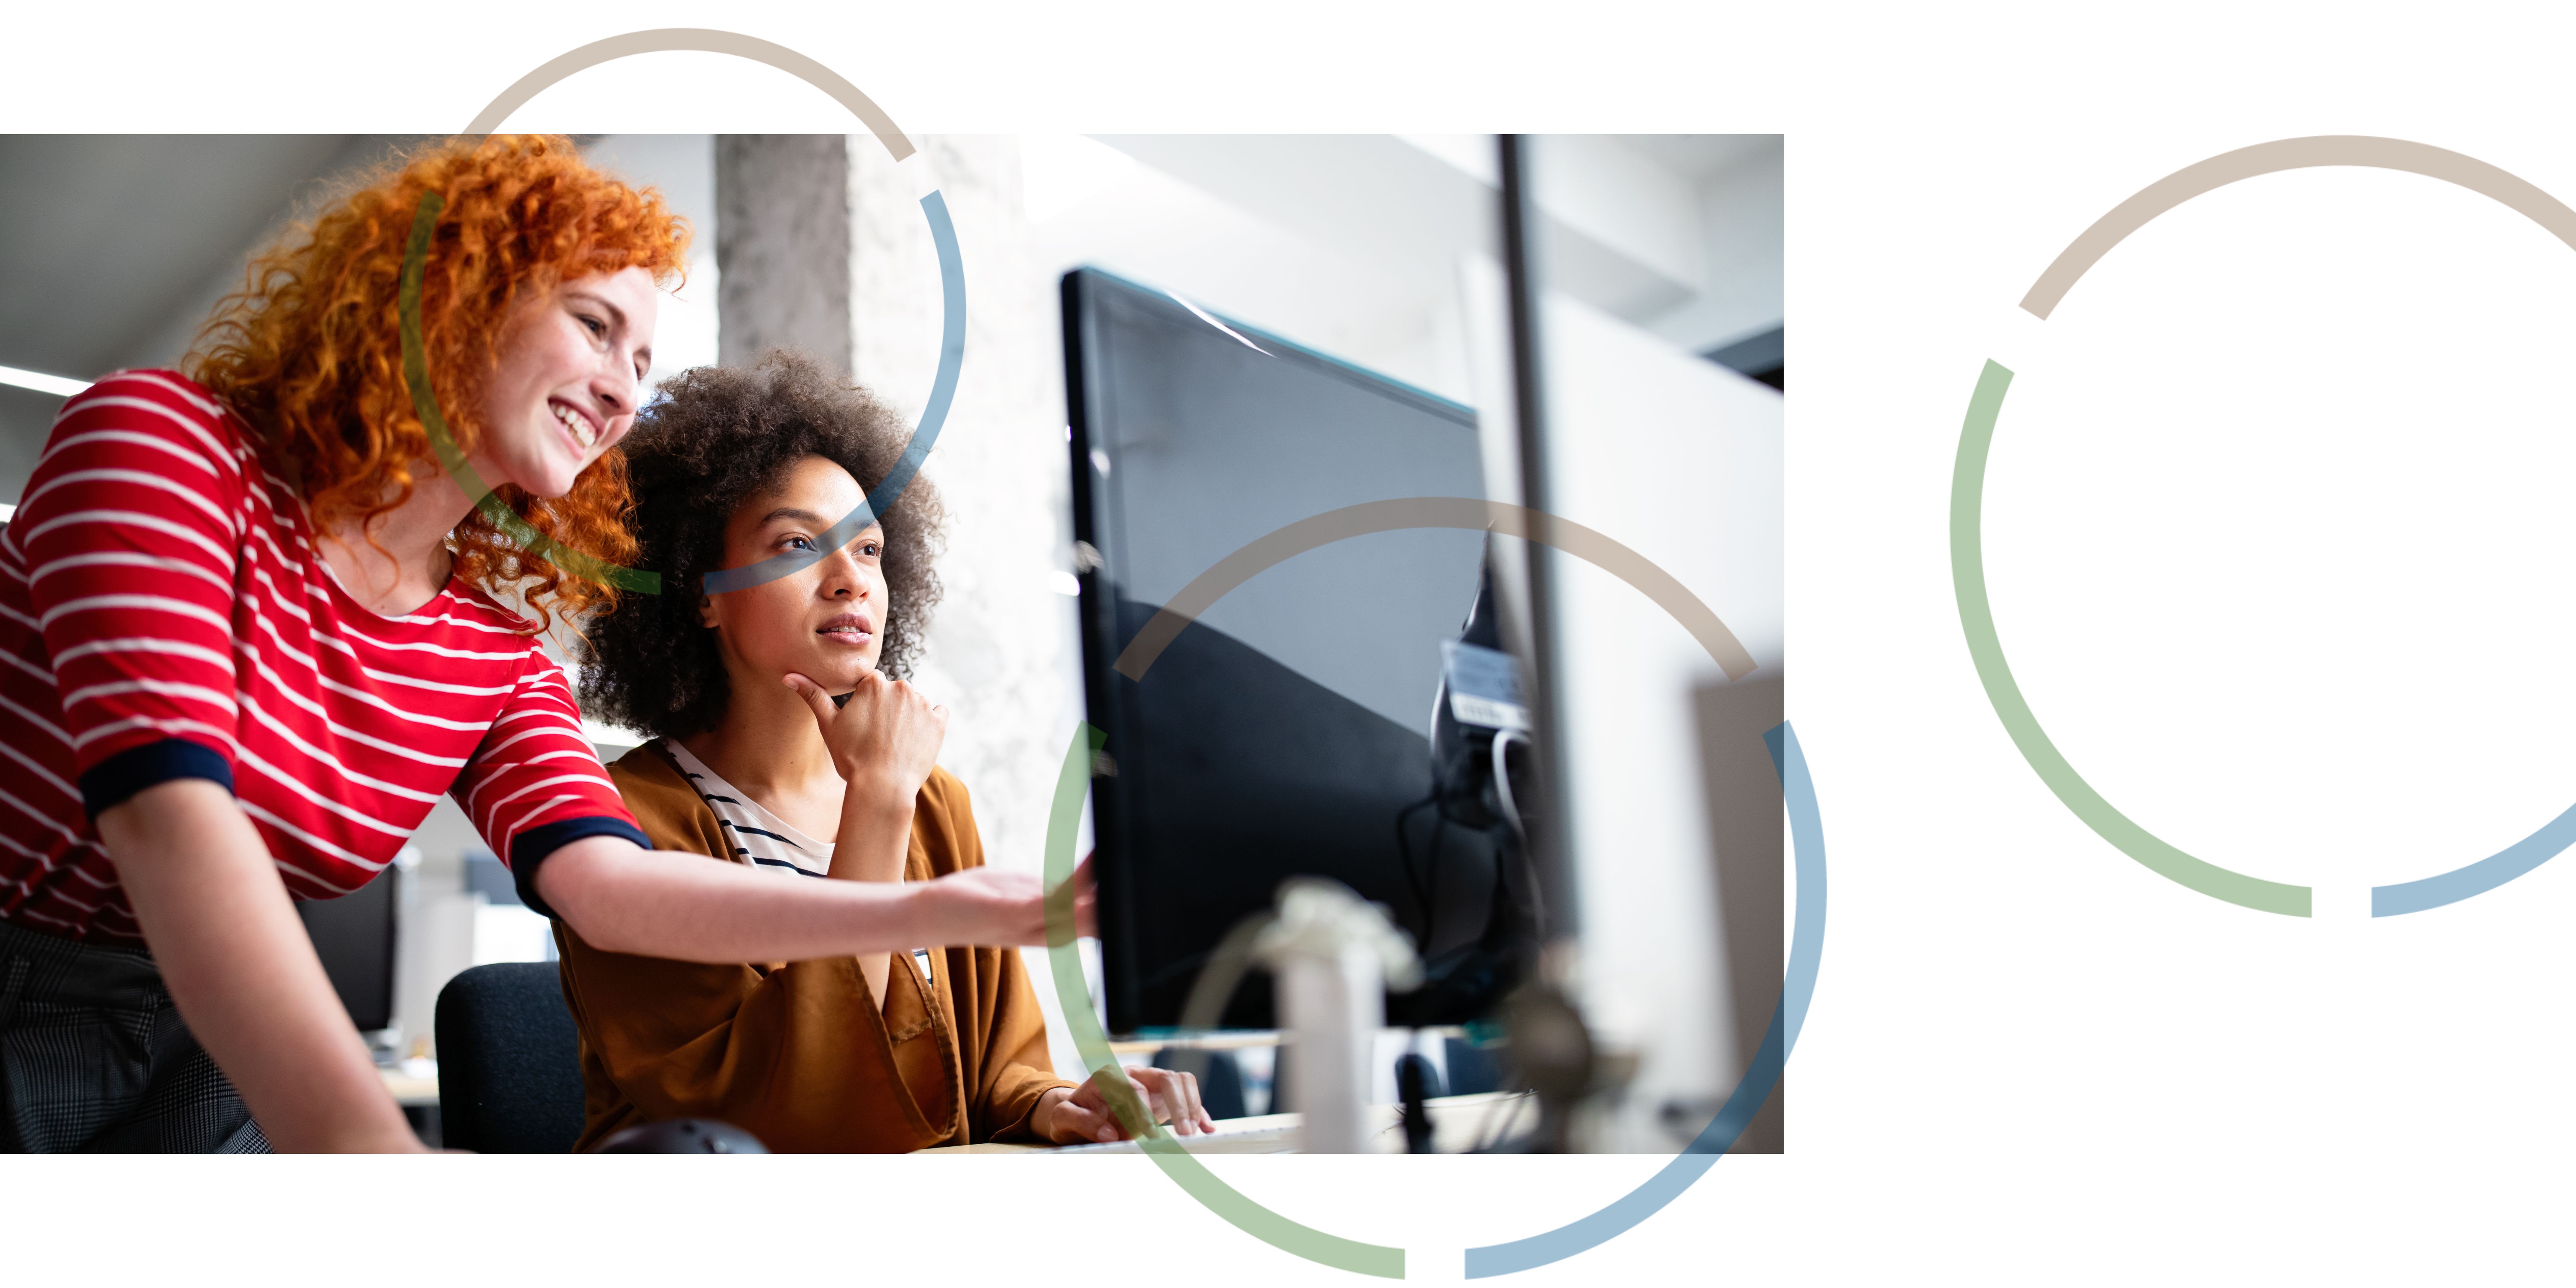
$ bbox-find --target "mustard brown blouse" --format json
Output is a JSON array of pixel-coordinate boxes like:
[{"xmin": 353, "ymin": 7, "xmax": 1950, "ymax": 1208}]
[{"xmin": 552, "ymin": 744, "xmax": 1075, "ymax": 1152}]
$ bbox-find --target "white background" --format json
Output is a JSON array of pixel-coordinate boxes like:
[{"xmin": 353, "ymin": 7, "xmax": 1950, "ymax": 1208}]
[{"xmin": 11, "ymin": 3, "xmax": 2576, "ymax": 1284}]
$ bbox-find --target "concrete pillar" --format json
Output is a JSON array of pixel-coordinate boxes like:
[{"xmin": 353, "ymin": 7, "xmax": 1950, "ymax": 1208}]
[{"xmin": 716, "ymin": 135, "xmax": 852, "ymax": 373}]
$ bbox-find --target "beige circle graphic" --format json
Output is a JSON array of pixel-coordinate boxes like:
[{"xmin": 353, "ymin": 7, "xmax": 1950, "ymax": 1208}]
[
  {"xmin": 464, "ymin": 27, "xmax": 914, "ymax": 159},
  {"xmin": 2020, "ymin": 135, "xmax": 2576, "ymax": 318}
]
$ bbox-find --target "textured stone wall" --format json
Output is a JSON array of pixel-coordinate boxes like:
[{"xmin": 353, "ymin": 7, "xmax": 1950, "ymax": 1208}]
[
  {"xmin": 717, "ymin": 135, "xmax": 853, "ymax": 373},
  {"xmin": 846, "ymin": 135, "xmax": 1090, "ymax": 1067}
]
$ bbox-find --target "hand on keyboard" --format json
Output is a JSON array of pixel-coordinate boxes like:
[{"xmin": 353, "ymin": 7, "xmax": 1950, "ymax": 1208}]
[{"xmin": 1032, "ymin": 1064, "xmax": 1218, "ymax": 1143}]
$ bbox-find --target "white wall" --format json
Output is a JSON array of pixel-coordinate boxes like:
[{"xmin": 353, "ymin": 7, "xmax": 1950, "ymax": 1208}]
[
  {"xmin": 1025, "ymin": 134, "xmax": 1784, "ymax": 407},
  {"xmin": 583, "ymin": 135, "xmax": 722, "ymax": 401},
  {"xmin": 1643, "ymin": 136, "xmax": 1788, "ymax": 354},
  {"xmin": 1463, "ymin": 256, "xmax": 1785, "ymax": 1151}
]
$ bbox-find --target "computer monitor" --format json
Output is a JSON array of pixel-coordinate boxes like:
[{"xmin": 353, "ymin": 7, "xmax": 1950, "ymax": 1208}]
[
  {"xmin": 1063, "ymin": 268, "xmax": 1516, "ymax": 1034},
  {"xmin": 297, "ymin": 865, "xmax": 398, "ymax": 1034}
]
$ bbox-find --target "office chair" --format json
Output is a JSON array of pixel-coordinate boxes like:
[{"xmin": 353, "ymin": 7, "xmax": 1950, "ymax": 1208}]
[{"xmin": 434, "ymin": 962, "xmax": 586, "ymax": 1153}]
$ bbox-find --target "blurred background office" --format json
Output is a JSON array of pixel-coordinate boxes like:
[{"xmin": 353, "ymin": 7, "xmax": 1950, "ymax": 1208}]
[{"xmin": 0, "ymin": 133, "xmax": 1781, "ymax": 1150}]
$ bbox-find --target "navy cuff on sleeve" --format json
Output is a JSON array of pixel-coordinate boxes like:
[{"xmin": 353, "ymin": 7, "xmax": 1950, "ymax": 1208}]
[
  {"xmin": 79, "ymin": 738, "xmax": 234, "ymax": 821},
  {"xmin": 509, "ymin": 817, "xmax": 649, "ymax": 921}
]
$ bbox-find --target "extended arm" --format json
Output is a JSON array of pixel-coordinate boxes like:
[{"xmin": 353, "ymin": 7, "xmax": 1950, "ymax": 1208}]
[
  {"xmin": 99, "ymin": 780, "xmax": 424, "ymax": 1153},
  {"xmin": 535, "ymin": 833, "xmax": 1088, "ymax": 961},
  {"xmin": 95, "ymin": 791, "xmax": 1085, "ymax": 1155},
  {"xmin": 95, "ymin": 788, "xmax": 1084, "ymax": 1155}
]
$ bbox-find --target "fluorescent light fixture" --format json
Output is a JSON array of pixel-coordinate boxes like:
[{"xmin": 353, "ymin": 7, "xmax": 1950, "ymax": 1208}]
[{"xmin": 0, "ymin": 364, "xmax": 89, "ymax": 398}]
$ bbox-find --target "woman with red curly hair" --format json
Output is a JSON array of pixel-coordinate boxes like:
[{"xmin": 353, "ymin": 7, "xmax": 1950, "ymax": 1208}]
[{"xmin": 0, "ymin": 136, "xmax": 1083, "ymax": 1153}]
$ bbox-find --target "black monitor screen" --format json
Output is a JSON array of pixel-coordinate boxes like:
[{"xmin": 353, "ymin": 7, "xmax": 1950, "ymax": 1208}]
[
  {"xmin": 297, "ymin": 866, "xmax": 397, "ymax": 1033},
  {"xmin": 1063, "ymin": 268, "xmax": 1504, "ymax": 1034}
]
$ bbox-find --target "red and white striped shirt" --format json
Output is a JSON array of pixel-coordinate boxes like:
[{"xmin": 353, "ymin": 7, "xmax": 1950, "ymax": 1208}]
[{"xmin": 0, "ymin": 370, "xmax": 641, "ymax": 946}]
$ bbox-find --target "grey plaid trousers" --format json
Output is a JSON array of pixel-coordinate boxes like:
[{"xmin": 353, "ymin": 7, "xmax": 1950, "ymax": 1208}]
[{"xmin": 0, "ymin": 917, "xmax": 268, "ymax": 1152}]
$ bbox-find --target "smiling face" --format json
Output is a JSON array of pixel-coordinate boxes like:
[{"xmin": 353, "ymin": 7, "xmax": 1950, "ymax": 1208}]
[
  {"xmin": 698, "ymin": 454, "xmax": 889, "ymax": 693},
  {"xmin": 471, "ymin": 266, "xmax": 660, "ymax": 499}
]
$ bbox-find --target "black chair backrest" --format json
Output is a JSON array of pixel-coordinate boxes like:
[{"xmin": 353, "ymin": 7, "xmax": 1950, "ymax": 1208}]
[{"xmin": 435, "ymin": 962, "xmax": 585, "ymax": 1153}]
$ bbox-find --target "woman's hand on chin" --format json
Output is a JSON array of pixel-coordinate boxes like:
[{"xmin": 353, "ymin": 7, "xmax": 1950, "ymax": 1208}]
[{"xmin": 783, "ymin": 669, "xmax": 947, "ymax": 802}]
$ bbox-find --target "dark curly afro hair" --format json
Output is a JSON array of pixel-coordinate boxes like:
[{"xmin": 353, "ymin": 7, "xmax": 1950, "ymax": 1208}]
[{"xmin": 577, "ymin": 350, "xmax": 944, "ymax": 742}]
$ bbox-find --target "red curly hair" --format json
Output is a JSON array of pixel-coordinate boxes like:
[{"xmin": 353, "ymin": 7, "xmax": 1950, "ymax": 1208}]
[{"xmin": 187, "ymin": 135, "xmax": 689, "ymax": 631}]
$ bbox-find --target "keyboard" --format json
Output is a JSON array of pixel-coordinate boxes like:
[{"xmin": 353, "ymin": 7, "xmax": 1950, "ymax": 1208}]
[{"xmin": 1039, "ymin": 1112, "xmax": 1303, "ymax": 1155}]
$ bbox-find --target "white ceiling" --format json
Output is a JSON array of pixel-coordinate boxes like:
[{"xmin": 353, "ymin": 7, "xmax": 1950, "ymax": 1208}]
[
  {"xmin": 1614, "ymin": 133, "xmax": 1782, "ymax": 181},
  {"xmin": 0, "ymin": 136, "xmax": 446, "ymax": 502},
  {"xmin": 1029, "ymin": 134, "xmax": 1784, "ymax": 405},
  {"xmin": 0, "ymin": 136, "xmax": 438, "ymax": 382}
]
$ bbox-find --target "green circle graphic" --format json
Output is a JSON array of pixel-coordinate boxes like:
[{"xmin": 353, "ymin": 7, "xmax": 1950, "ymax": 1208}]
[
  {"xmin": 1041, "ymin": 720, "xmax": 1405, "ymax": 1279},
  {"xmin": 1957, "ymin": 135, "xmax": 2576, "ymax": 917},
  {"xmin": 1951, "ymin": 360, "xmax": 2309, "ymax": 916}
]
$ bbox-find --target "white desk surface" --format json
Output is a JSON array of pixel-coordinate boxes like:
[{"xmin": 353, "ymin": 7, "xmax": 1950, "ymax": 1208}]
[
  {"xmin": 379, "ymin": 1066, "xmax": 439, "ymax": 1107},
  {"xmin": 1102, "ymin": 1025, "xmax": 1469, "ymax": 1056}
]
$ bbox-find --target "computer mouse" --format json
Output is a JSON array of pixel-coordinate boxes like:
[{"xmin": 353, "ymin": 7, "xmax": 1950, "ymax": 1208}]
[{"xmin": 596, "ymin": 1118, "xmax": 770, "ymax": 1153}]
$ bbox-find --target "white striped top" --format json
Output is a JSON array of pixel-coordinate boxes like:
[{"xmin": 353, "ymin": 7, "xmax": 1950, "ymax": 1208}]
[{"xmin": 659, "ymin": 739, "xmax": 930, "ymax": 984}]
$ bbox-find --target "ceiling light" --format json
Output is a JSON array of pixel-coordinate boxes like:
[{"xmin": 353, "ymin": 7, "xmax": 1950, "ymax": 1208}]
[{"xmin": 0, "ymin": 364, "xmax": 90, "ymax": 398}]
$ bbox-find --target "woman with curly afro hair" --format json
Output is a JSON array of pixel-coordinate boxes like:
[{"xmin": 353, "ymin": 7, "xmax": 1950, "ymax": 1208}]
[
  {"xmin": 0, "ymin": 139, "xmax": 1081, "ymax": 1154},
  {"xmin": 568, "ymin": 352, "xmax": 1208, "ymax": 1150}
]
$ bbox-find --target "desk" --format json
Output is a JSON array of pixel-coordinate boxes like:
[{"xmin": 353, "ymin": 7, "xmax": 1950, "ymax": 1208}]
[
  {"xmin": 1100, "ymin": 1026, "xmax": 1470, "ymax": 1056},
  {"xmin": 1105, "ymin": 1030, "xmax": 1284, "ymax": 1056},
  {"xmin": 379, "ymin": 1065, "xmax": 439, "ymax": 1108},
  {"xmin": 916, "ymin": 1090, "xmax": 1531, "ymax": 1155}
]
